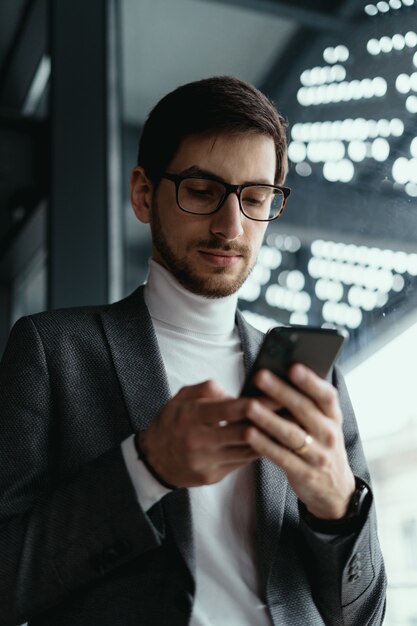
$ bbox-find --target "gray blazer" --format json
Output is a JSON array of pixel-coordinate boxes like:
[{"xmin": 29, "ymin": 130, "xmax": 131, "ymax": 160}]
[{"xmin": 0, "ymin": 286, "xmax": 386, "ymax": 626}]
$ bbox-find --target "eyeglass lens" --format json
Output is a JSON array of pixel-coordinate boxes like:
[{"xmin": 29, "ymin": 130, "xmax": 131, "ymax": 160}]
[{"xmin": 178, "ymin": 178, "xmax": 284, "ymax": 220}]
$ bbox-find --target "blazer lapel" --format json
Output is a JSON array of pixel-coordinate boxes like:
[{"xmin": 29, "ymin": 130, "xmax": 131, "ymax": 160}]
[
  {"xmin": 237, "ymin": 312, "xmax": 288, "ymax": 594},
  {"xmin": 100, "ymin": 285, "xmax": 171, "ymax": 432},
  {"xmin": 100, "ymin": 286, "xmax": 194, "ymax": 576}
]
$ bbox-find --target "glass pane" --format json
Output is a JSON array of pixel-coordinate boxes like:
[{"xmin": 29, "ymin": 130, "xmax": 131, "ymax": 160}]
[{"xmin": 236, "ymin": 6, "xmax": 417, "ymax": 624}]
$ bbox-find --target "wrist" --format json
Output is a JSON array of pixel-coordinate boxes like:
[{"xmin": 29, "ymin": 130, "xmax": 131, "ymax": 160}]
[
  {"xmin": 300, "ymin": 477, "xmax": 371, "ymax": 535},
  {"xmin": 134, "ymin": 431, "xmax": 178, "ymax": 491}
]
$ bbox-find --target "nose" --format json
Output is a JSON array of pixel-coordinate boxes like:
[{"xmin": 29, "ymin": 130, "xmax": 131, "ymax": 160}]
[{"xmin": 209, "ymin": 192, "xmax": 244, "ymax": 241}]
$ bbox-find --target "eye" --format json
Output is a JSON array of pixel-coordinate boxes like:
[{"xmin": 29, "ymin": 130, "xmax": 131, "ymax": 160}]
[
  {"xmin": 183, "ymin": 179, "xmax": 217, "ymax": 195},
  {"xmin": 244, "ymin": 196, "xmax": 264, "ymax": 206},
  {"xmin": 187, "ymin": 186, "xmax": 214, "ymax": 197},
  {"xmin": 242, "ymin": 188, "xmax": 269, "ymax": 206}
]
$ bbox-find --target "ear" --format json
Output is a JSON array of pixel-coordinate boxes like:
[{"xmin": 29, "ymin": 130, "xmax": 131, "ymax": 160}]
[{"xmin": 130, "ymin": 166, "xmax": 153, "ymax": 224}]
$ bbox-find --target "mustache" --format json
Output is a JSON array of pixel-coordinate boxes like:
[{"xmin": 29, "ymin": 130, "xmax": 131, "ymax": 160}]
[{"xmin": 191, "ymin": 238, "xmax": 250, "ymax": 255}]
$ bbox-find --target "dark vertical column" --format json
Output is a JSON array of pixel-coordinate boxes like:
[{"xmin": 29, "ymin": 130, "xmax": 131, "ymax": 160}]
[
  {"xmin": 49, "ymin": 0, "xmax": 123, "ymax": 309},
  {"xmin": 0, "ymin": 286, "xmax": 11, "ymax": 353}
]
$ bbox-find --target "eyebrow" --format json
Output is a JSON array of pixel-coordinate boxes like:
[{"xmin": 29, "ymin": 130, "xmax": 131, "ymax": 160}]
[{"xmin": 176, "ymin": 165, "xmax": 274, "ymax": 186}]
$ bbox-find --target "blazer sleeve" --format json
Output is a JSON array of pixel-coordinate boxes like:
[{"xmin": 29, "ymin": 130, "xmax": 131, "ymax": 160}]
[
  {"xmin": 0, "ymin": 317, "xmax": 163, "ymax": 626},
  {"xmin": 298, "ymin": 366, "xmax": 387, "ymax": 626}
]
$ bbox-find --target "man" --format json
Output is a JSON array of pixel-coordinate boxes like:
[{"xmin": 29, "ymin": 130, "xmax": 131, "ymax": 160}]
[{"xmin": 0, "ymin": 76, "xmax": 386, "ymax": 625}]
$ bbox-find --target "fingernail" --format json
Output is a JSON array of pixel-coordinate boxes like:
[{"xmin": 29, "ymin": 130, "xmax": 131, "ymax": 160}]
[{"xmin": 291, "ymin": 364, "xmax": 305, "ymax": 382}]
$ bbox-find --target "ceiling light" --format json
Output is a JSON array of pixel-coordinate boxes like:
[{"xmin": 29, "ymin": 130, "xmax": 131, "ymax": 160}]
[
  {"xmin": 406, "ymin": 95, "xmax": 417, "ymax": 112},
  {"xmin": 335, "ymin": 45, "xmax": 349, "ymax": 62},
  {"xmin": 284, "ymin": 235, "xmax": 301, "ymax": 253},
  {"xmin": 350, "ymin": 80, "xmax": 363, "ymax": 100},
  {"xmin": 361, "ymin": 78, "xmax": 374, "ymax": 98},
  {"xmin": 380, "ymin": 36, "xmax": 393, "ymax": 53},
  {"xmin": 389, "ymin": 118, "xmax": 404, "ymax": 136},
  {"xmin": 338, "ymin": 159, "xmax": 355, "ymax": 182},
  {"xmin": 291, "ymin": 123, "xmax": 302, "ymax": 141},
  {"xmin": 377, "ymin": 119, "xmax": 390, "ymax": 136},
  {"xmin": 258, "ymin": 246, "xmax": 282, "ymax": 269},
  {"xmin": 393, "ymin": 251, "xmax": 408, "ymax": 273},
  {"xmin": 392, "ymin": 157, "xmax": 410, "ymax": 183},
  {"xmin": 396, "ymin": 73, "xmax": 410, "ymax": 93},
  {"xmin": 297, "ymin": 88, "xmax": 311, "ymax": 106},
  {"xmin": 289, "ymin": 313, "xmax": 308, "ymax": 325},
  {"xmin": 238, "ymin": 281, "xmax": 261, "ymax": 302},
  {"xmin": 410, "ymin": 136, "xmax": 417, "ymax": 157},
  {"xmin": 348, "ymin": 140, "xmax": 367, "ymax": 162},
  {"xmin": 295, "ymin": 162, "xmax": 312, "ymax": 177},
  {"xmin": 300, "ymin": 70, "xmax": 311, "ymax": 86},
  {"xmin": 409, "ymin": 158, "xmax": 417, "ymax": 182},
  {"xmin": 310, "ymin": 240, "xmax": 325, "ymax": 257},
  {"xmin": 405, "ymin": 31, "xmax": 417, "ymax": 47},
  {"xmin": 407, "ymin": 253, "xmax": 417, "ymax": 275},
  {"xmin": 376, "ymin": 1, "xmax": 390, "ymax": 11},
  {"xmin": 373, "ymin": 76, "xmax": 387, "ymax": 96},
  {"xmin": 372, "ymin": 138, "xmax": 390, "ymax": 161},
  {"xmin": 353, "ymin": 117, "xmax": 368, "ymax": 139},
  {"xmin": 287, "ymin": 270, "xmax": 305, "ymax": 291},
  {"xmin": 367, "ymin": 119, "xmax": 379, "ymax": 138},
  {"xmin": 392, "ymin": 34, "xmax": 406, "ymax": 50},
  {"xmin": 288, "ymin": 141, "xmax": 307, "ymax": 163},
  {"xmin": 365, "ymin": 3, "xmax": 378, "ymax": 14},
  {"xmin": 323, "ymin": 161, "xmax": 339, "ymax": 182},
  {"xmin": 405, "ymin": 182, "xmax": 417, "ymax": 196},
  {"xmin": 323, "ymin": 47, "xmax": 337, "ymax": 64},
  {"xmin": 367, "ymin": 39, "xmax": 380, "ymax": 55}
]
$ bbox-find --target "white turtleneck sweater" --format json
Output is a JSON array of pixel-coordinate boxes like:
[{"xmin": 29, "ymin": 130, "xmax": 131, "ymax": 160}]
[{"xmin": 121, "ymin": 260, "xmax": 272, "ymax": 626}]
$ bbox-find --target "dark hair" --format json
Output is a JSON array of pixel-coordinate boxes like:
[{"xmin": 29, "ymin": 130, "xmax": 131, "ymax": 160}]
[{"xmin": 137, "ymin": 76, "xmax": 288, "ymax": 186}]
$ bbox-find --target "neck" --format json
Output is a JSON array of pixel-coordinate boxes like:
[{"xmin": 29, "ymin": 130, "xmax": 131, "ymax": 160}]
[{"xmin": 144, "ymin": 259, "xmax": 238, "ymax": 335}]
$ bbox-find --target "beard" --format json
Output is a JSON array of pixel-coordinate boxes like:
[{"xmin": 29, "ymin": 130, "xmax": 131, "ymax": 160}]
[{"xmin": 150, "ymin": 200, "xmax": 256, "ymax": 298}]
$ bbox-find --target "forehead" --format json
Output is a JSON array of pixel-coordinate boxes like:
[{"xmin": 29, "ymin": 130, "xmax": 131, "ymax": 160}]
[{"xmin": 168, "ymin": 133, "xmax": 276, "ymax": 184}]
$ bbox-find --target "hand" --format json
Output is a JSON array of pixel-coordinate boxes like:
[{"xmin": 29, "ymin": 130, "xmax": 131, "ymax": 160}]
[
  {"xmin": 141, "ymin": 380, "xmax": 260, "ymax": 488},
  {"xmin": 244, "ymin": 365, "xmax": 355, "ymax": 520}
]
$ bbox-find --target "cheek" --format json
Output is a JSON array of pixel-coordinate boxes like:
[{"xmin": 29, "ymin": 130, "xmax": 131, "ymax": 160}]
[{"xmin": 247, "ymin": 223, "xmax": 267, "ymax": 254}]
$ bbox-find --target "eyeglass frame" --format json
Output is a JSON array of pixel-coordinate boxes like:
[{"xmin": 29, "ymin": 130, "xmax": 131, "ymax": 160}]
[{"xmin": 161, "ymin": 172, "xmax": 291, "ymax": 222}]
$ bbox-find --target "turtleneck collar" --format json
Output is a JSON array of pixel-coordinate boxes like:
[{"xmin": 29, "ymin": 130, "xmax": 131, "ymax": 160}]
[{"xmin": 144, "ymin": 259, "xmax": 238, "ymax": 336}]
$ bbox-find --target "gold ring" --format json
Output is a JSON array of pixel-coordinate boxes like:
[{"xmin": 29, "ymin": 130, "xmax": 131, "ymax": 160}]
[{"xmin": 293, "ymin": 433, "xmax": 314, "ymax": 456}]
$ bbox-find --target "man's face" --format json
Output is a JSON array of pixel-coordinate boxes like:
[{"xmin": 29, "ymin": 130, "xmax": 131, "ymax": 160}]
[{"xmin": 149, "ymin": 133, "xmax": 276, "ymax": 298}]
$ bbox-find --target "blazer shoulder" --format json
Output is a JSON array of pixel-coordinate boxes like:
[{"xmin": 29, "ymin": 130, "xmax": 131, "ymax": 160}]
[
  {"xmin": 17, "ymin": 285, "xmax": 146, "ymax": 329},
  {"xmin": 5, "ymin": 287, "xmax": 147, "ymax": 352}
]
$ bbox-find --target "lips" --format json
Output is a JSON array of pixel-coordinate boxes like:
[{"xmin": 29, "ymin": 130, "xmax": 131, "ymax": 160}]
[{"xmin": 198, "ymin": 249, "xmax": 243, "ymax": 267}]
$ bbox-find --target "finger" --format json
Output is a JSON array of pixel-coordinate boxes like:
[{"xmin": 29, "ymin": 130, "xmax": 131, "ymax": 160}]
[
  {"xmin": 176, "ymin": 379, "xmax": 232, "ymax": 401},
  {"xmin": 252, "ymin": 370, "xmax": 334, "ymax": 443},
  {"xmin": 220, "ymin": 447, "xmax": 260, "ymax": 465},
  {"xmin": 289, "ymin": 364, "xmax": 343, "ymax": 423},
  {"xmin": 211, "ymin": 421, "xmax": 254, "ymax": 447},
  {"xmin": 197, "ymin": 397, "xmax": 263, "ymax": 426},
  {"xmin": 247, "ymin": 403, "xmax": 312, "ymax": 453},
  {"xmin": 245, "ymin": 425, "xmax": 308, "ymax": 474}
]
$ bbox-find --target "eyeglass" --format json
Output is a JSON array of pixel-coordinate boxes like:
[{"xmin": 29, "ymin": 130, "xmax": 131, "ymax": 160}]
[{"xmin": 162, "ymin": 173, "xmax": 290, "ymax": 222}]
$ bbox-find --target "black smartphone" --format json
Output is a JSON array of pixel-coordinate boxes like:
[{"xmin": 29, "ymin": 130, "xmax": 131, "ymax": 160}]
[{"xmin": 241, "ymin": 325, "xmax": 348, "ymax": 397}]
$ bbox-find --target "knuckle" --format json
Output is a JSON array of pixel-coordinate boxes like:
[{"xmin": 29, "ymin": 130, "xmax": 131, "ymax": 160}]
[
  {"xmin": 183, "ymin": 435, "xmax": 200, "ymax": 456},
  {"xmin": 315, "ymin": 449, "xmax": 330, "ymax": 469},
  {"xmin": 323, "ymin": 427, "xmax": 338, "ymax": 448},
  {"xmin": 204, "ymin": 379, "xmax": 218, "ymax": 392},
  {"xmin": 323, "ymin": 384, "xmax": 338, "ymax": 404},
  {"xmin": 293, "ymin": 394, "xmax": 309, "ymax": 415},
  {"xmin": 303, "ymin": 470, "xmax": 320, "ymax": 490},
  {"xmin": 245, "ymin": 398, "xmax": 259, "ymax": 416}
]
